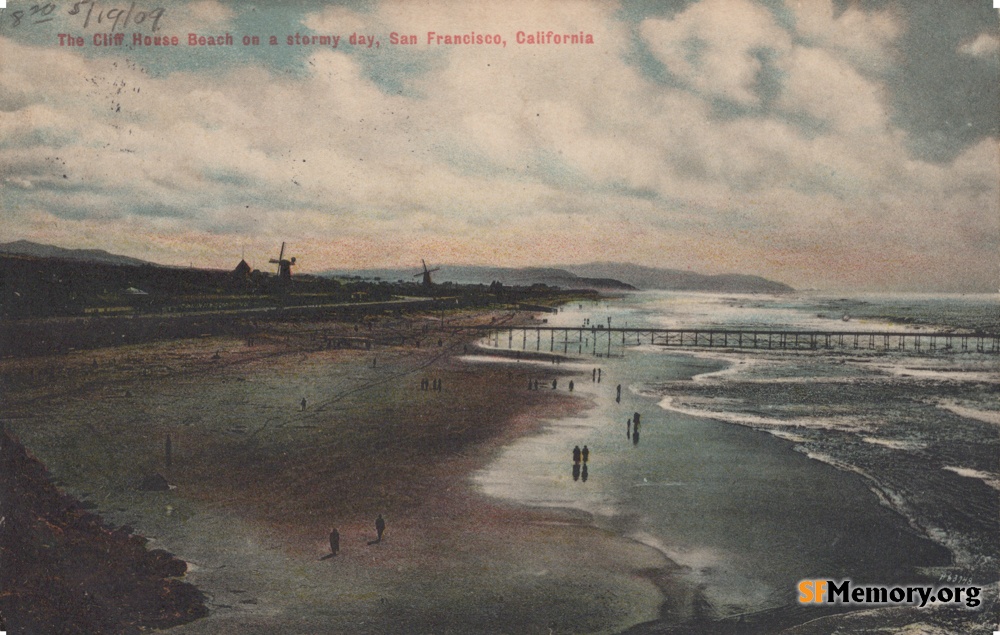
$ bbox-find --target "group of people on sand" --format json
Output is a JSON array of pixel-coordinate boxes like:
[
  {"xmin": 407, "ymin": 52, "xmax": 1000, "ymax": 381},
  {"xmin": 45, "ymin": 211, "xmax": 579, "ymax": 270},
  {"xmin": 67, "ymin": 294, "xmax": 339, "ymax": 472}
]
[
  {"xmin": 327, "ymin": 514, "xmax": 386, "ymax": 557},
  {"xmin": 420, "ymin": 377, "xmax": 443, "ymax": 391},
  {"xmin": 528, "ymin": 378, "xmax": 564, "ymax": 390}
]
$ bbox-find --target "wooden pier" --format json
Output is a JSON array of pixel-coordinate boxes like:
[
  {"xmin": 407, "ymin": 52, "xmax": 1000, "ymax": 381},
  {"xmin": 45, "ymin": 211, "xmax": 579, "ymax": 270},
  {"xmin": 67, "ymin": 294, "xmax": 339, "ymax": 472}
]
[{"xmin": 451, "ymin": 326, "xmax": 1000, "ymax": 356}]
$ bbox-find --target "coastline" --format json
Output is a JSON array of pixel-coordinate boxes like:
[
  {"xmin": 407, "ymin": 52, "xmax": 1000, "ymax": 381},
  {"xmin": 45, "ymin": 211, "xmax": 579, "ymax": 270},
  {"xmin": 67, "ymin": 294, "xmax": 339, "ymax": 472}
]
[{"xmin": 1, "ymin": 306, "xmax": 675, "ymax": 634}]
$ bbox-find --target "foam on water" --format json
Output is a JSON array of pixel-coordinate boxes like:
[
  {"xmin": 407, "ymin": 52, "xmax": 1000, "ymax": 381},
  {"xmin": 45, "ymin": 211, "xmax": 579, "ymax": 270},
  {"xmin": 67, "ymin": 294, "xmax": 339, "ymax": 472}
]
[
  {"xmin": 657, "ymin": 395, "xmax": 873, "ymax": 433},
  {"xmin": 942, "ymin": 466, "xmax": 1000, "ymax": 491},
  {"xmin": 936, "ymin": 400, "xmax": 1000, "ymax": 427}
]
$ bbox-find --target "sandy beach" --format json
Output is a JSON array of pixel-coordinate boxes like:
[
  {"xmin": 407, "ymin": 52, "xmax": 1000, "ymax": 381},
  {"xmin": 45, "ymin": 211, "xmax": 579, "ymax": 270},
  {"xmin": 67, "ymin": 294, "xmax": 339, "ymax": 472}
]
[{"xmin": 1, "ymin": 308, "xmax": 673, "ymax": 634}]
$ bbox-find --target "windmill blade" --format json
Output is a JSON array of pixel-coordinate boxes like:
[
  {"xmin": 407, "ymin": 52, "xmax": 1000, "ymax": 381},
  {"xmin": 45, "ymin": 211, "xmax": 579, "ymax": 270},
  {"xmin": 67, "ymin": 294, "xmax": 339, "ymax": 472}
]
[
  {"xmin": 421, "ymin": 259, "xmax": 429, "ymax": 273},
  {"xmin": 279, "ymin": 242, "xmax": 286, "ymax": 261},
  {"xmin": 427, "ymin": 268, "xmax": 441, "ymax": 274}
]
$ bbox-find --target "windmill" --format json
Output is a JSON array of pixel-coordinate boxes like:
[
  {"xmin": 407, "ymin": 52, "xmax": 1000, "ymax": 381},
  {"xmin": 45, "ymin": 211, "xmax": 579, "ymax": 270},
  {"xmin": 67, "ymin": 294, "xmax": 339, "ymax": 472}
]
[
  {"xmin": 413, "ymin": 259, "xmax": 440, "ymax": 287},
  {"xmin": 269, "ymin": 242, "xmax": 296, "ymax": 283}
]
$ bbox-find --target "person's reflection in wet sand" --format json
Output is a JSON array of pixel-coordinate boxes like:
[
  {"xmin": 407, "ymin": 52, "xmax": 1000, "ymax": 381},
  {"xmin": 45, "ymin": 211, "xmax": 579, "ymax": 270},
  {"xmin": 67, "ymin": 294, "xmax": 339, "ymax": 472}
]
[
  {"xmin": 581, "ymin": 463, "xmax": 588, "ymax": 482},
  {"xmin": 573, "ymin": 463, "xmax": 581, "ymax": 481}
]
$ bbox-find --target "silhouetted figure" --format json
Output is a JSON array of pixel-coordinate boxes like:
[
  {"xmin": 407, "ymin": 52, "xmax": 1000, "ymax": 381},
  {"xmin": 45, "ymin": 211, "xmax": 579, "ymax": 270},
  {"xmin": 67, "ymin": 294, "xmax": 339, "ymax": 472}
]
[
  {"xmin": 301, "ymin": 397, "xmax": 307, "ymax": 411},
  {"xmin": 627, "ymin": 418, "xmax": 631, "ymax": 438},
  {"xmin": 572, "ymin": 445, "xmax": 582, "ymax": 464},
  {"xmin": 569, "ymin": 380, "xmax": 574, "ymax": 392},
  {"xmin": 633, "ymin": 412, "xmax": 641, "ymax": 426},
  {"xmin": 633, "ymin": 428, "xmax": 640, "ymax": 445},
  {"xmin": 375, "ymin": 514, "xmax": 386, "ymax": 542},
  {"xmin": 573, "ymin": 463, "xmax": 581, "ymax": 481},
  {"xmin": 329, "ymin": 528, "xmax": 340, "ymax": 555},
  {"xmin": 581, "ymin": 445, "xmax": 589, "ymax": 463},
  {"xmin": 598, "ymin": 369, "xmax": 602, "ymax": 383},
  {"xmin": 581, "ymin": 464, "xmax": 588, "ymax": 482},
  {"xmin": 373, "ymin": 357, "xmax": 377, "ymax": 367},
  {"xmin": 592, "ymin": 368, "xmax": 596, "ymax": 382},
  {"xmin": 552, "ymin": 379, "xmax": 557, "ymax": 390},
  {"xmin": 616, "ymin": 384, "xmax": 621, "ymax": 403}
]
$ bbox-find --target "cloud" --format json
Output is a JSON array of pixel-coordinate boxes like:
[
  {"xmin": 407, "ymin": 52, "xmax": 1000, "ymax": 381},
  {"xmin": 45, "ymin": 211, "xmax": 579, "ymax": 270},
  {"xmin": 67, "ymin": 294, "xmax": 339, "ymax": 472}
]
[
  {"xmin": 0, "ymin": 0, "xmax": 996, "ymax": 291},
  {"xmin": 958, "ymin": 32, "xmax": 1000, "ymax": 60},
  {"xmin": 788, "ymin": 0, "xmax": 900, "ymax": 73},
  {"xmin": 303, "ymin": 5, "xmax": 369, "ymax": 34},
  {"xmin": 640, "ymin": 0, "xmax": 792, "ymax": 106}
]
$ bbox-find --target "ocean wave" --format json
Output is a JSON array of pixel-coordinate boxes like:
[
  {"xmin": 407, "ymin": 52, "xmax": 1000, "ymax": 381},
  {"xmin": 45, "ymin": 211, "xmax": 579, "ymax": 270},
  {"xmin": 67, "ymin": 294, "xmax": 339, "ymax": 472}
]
[
  {"xmin": 795, "ymin": 449, "xmax": 953, "ymax": 552},
  {"xmin": 861, "ymin": 437, "xmax": 927, "ymax": 451},
  {"xmin": 935, "ymin": 401, "xmax": 1000, "ymax": 427},
  {"xmin": 656, "ymin": 395, "xmax": 874, "ymax": 434},
  {"xmin": 942, "ymin": 466, "xmax": 1000, "ymax": 491},
  {"xmin": 639, "ymin": 346, "xmax": 999, "ymax": 387}
]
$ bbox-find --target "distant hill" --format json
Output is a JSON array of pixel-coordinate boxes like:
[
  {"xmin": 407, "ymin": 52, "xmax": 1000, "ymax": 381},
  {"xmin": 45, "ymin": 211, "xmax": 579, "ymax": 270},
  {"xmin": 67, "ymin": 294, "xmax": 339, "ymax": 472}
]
[
  {"xmin": 324, "ymin": 263, "xmax": 792, "ymax": 294},
  {"xmin": 0, "ymin": 240, "xmax": 154, "ymax": 267},
  {"xmin": 3, "ymin": 241, "xmax": 791, "ymax": 294},
  {"xmin": 321, "ymin": 265, "xmax": 637, "ymax": 291},
  {"xmin": 564, "ymin": 263, "xmax": 794, "ymax": 294}
]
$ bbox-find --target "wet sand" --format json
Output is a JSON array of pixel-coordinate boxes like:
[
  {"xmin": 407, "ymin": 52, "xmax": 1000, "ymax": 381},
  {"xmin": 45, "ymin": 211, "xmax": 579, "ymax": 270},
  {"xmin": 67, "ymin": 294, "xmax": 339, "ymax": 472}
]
[{"xmin": 1, "ymin": 309, "xmax": 672, "ymax": 634}]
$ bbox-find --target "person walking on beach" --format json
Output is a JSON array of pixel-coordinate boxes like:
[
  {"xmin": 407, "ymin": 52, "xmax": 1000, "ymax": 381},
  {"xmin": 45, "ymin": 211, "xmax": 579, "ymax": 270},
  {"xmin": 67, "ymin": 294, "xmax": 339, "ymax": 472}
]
[
  {"xmin": 301, "ymin": 397, "xmax": 307, "ymax": 411},
  {"xmin": 552, "ymin": 379, "xmax": 557, "ymax": 390},
  {"xmin": 329, "ymin": 528, "xmax": 340, "ymax": 556},
  {"xmin": 375, "ymin": 514, "xmax": 386, "ymax": 543},
  {"xmin": 582, "ymin": 445, "xmax": 589, "ymax": 463},
  {"xmin": 569, "ymin": 380, "xmax": 574, "ymax": 392},
  {"xmin": 592, "ymin": 368, "xmax": 597, "ymax": 382},
  {"xmin": 573, "ymin": 445, "xmax": 582, "ymax": 464},
  {"xmin": 627, "ymin": 417, "xmax": 631, "ymax": 438},
  {"xmin": 616, "ymin": 384, "xmax": 621, "ymax": 403}
]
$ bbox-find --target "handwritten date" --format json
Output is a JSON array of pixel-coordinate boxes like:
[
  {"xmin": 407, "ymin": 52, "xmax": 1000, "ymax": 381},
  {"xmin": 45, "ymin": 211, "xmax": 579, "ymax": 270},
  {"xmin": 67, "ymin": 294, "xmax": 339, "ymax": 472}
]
[{"xmin": 4, "ymin": 0, "xmax": 165, "ymax": 31}]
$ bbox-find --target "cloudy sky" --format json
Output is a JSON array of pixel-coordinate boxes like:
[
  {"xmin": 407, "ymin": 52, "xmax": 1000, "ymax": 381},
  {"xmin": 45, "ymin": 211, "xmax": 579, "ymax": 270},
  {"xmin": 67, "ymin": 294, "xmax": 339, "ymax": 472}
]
[{"xmin": 1, "ymin": 0, "xmax": 997, "ymax": 291}]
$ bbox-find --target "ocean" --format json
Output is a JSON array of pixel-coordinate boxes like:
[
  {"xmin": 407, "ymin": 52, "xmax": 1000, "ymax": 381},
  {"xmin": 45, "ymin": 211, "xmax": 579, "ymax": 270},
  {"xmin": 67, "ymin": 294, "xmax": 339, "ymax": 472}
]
[{"xmin": 473, "ymin": 291, "xmax": 1000, "ymax": 628}]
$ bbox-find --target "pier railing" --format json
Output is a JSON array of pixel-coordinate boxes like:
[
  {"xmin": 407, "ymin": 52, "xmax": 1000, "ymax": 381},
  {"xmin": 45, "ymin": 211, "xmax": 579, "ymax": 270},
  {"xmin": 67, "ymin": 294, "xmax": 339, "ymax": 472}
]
[{"xmin": 450, "ymin": 326, "xmax": 1000, "ymax": 356}]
